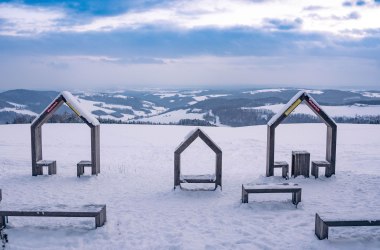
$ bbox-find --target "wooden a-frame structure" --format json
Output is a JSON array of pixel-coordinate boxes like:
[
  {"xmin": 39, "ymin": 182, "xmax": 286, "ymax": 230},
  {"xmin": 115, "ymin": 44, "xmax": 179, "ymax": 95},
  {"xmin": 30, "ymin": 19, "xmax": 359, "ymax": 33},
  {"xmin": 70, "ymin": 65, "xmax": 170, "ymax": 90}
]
[
  {"xmin": 174, "ymin": 128, "xmax": 222, "ymax": 190},
  {"xmin": 31, "ymin": 91, "xmax": 100, "ymax": 176},
  {"xmin": 266, "ymin": 91, "xmax": 337, "ymax": 177}
]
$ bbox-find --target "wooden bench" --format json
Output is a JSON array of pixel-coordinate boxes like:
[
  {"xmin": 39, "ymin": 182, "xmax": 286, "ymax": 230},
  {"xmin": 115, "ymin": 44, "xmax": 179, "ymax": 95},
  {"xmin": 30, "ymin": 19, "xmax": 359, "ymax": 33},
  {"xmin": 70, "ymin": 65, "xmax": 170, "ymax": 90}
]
[
  {"xmin": 77, "ymin": 160, "xmax": 94, "ymax": 177},
  {"xmin": 315, "ymin": 213, "xmax": 380, "ymax": 240},
  {"xmin": 0, "ymin": 204, "xmax": 106, "ymax": 229},
  {"xmin": 311, "ymin": 161, "xmax": 332, "ymax": 178},
  {"xmin": 273, "ymin": 161, "xmax": 289, "ymax": 179},
  {"xmin": 241, "ymin": 183, "xmax": 301, "ymax": 207},
  {"xmin": 36, "ymin": 160, "xmax": 57, "ymax": 175}
]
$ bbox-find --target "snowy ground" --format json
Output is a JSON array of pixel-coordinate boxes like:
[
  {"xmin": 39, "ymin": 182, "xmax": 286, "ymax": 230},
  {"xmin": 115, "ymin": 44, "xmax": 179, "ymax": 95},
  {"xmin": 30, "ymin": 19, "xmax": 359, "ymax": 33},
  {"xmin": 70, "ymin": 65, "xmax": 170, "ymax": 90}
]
[{"xmin": 0, "ymin": 123, "xmax": 380, "ymax": 249}]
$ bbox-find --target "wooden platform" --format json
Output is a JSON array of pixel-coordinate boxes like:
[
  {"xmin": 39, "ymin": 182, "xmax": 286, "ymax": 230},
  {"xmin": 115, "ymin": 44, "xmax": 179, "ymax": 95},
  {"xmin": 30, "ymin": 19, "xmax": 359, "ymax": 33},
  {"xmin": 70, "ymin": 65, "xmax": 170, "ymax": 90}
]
[
  {"xmin": 315, "ymin": 213, "xmax": 380, "ymax": 240},
  {"xmin": 242, "ymin": 183, "xmax": 301, "ymax": 207},
  {"xmin": 0, "ymin": 204, "xmax": 106, "ymax": 229}
]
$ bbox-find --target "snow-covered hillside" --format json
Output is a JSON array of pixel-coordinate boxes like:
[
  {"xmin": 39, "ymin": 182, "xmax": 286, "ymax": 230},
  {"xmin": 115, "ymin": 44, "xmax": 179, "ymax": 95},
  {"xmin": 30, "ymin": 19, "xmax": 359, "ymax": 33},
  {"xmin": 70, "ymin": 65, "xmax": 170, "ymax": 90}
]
[
  {"xmin": 250, "ymin": 103, "xmax": 380, "ymax": 117},
  {"xmin": 0, "ymin": 124, "xmax": 380, "ymax": 249}
]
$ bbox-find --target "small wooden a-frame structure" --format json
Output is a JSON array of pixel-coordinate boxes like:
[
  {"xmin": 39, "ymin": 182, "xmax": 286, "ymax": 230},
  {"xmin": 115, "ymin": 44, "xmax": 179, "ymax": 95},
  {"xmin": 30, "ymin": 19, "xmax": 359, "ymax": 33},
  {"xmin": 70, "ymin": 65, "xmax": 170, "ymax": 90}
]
[
  {"xmin": 174, "ymin": 128, "xmax": 222, "ymax": 190},
  {"xmin": 266, "ymin": 91, "xmax": 337, "ymax": 177},
  {"xmin": 31, "ymin": 91, "xmax": 100, "ymax": 176}
]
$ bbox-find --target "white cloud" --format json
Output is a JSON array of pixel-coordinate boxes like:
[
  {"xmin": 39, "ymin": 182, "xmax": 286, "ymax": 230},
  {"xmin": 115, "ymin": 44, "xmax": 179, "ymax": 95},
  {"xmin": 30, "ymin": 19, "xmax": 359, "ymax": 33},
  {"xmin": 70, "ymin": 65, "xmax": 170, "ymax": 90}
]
[
  {"xmin": 0, "ymin": 3, "xmax": 65, "ymax": 36},
  {"xmin": 0, "ymin": 0, "xmax": 379, "ymax": 38},
  {"xmin": 68, "ymin": 0, "xmax": 380, "ymax": 38}
]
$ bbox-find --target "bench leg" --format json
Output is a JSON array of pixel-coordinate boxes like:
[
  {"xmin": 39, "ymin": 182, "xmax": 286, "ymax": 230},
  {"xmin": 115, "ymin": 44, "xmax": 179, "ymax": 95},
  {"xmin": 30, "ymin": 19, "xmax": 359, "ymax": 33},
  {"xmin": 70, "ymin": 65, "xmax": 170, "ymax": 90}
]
[
  {"xmin": 315, "ymin": 213, "xmax": 329, "ymax": 240},
  {"xmin": 35, "ymin": 165, "xmax": 43, "ymax": 176},
  {"xmin": 242, "ymin": 186, "xmax": 248, "ymax": 203},
  {"xmin": 325, "ymin": 167, "xmax": 332, "ymax": 178},
  {"xmin": 292, "ymin": 190, "xmax": 301, "ymax": 207},
  {"xmin": 77, "ymin": 166, "xmax": 84, "ymax": 178},
  {"xmin": 282, "ymin": 166, "xmax": 289, "ymax": 179},
  {"xmin": 48, "ymin": 162, "xmax": 57, "ymax": 175},
  {"xmin": 95, "ymin": 207, "xmax": 107, "ymax": 228},
  {"xmin": 311, "ymin": 165, "xmax": 318, "ymax": 178},
  {"xmin": 0, "ymin": 216, "xmax": 6, "ymax": 228}
]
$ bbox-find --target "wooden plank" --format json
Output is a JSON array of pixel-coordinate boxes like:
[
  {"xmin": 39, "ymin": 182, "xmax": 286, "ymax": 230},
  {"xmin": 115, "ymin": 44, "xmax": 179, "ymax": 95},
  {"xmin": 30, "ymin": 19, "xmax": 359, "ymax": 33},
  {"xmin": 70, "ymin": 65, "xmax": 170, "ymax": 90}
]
[
  {"xmin": 0, "ymin": 205, "xmax": 106, "ymax": 228},
  {"xmin": 180, "ymin": 174, "xmax": 216, "ymax": 183}
]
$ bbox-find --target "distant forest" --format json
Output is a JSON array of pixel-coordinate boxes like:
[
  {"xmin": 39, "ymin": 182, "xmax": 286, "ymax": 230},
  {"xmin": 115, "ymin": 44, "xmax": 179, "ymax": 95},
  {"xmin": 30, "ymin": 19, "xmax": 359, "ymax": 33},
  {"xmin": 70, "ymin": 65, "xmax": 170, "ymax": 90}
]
[{"xmin": 5, "ymin": 110, "xmax": 380, "ymax": 126}]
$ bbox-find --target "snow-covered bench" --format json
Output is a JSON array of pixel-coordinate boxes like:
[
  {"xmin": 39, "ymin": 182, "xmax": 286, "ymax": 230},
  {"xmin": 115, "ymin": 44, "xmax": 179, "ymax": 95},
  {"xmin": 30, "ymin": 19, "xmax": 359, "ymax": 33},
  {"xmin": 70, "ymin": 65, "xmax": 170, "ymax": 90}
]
[
  {"xmin": 36, "ymin": 160, "xmax": 57, "ymax": 175},
  {"xmin": 273, "ymin": 161, "xmax": 289, "ymax": 179},
  {"xmin": 315, "ymin": 213, "xmax": 380, "ymax": 240},
  {"xmin": 242, "ymin": 183, "xmax": 301, "ymax": 207},
  {"xmin": 311, "ymin": 161, "xmax": 332, "ymax": 178},
  {"xmin": 77, "ymin": 160, "xmax": 94, "ymax": 177},
  {"xmin": 0, "ymin": 204, "xmax": 106, "ymax": 229}
]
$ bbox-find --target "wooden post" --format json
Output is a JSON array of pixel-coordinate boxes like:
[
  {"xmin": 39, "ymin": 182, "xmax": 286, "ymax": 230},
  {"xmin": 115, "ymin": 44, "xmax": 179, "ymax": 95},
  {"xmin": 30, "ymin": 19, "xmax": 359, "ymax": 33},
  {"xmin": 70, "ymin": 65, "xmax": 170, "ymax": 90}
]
[
  {"xmin": 266, "ymin": 125, "xmax": 275, "ymax": 177},
  {"xmin": 91, "ymin": 125, "xmax": 100, "ymax": 175},
  {"xmin": 326, "ymin": 126, "xmax": 337, "ymax": 176},
  {"xmin": 31, "ymin": 126, "xmax": 43, "ymax": 176},
  {"xmin": 215, "ymin": 152, "xmax": 222, "ymax": 189},
  {"xmin": 174, "ymin": 153, "xmax": 181, "ymax": 188}
]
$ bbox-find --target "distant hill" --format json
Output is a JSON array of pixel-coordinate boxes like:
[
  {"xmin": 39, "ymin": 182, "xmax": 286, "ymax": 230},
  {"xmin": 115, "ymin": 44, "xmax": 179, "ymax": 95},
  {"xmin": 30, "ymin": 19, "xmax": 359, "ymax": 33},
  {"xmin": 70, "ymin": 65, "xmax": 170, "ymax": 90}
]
[{"xmin": 1, "ymin": 88, "xmax": 380, "ymax": 126}]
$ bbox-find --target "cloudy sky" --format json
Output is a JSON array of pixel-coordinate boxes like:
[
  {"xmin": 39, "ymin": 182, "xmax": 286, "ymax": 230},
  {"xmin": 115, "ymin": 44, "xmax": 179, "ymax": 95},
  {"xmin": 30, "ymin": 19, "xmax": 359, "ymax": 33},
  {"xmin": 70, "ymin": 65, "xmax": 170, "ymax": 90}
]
[{"xmin": 0, "ymin": 0, "xmax": 380, "ymax": 90}]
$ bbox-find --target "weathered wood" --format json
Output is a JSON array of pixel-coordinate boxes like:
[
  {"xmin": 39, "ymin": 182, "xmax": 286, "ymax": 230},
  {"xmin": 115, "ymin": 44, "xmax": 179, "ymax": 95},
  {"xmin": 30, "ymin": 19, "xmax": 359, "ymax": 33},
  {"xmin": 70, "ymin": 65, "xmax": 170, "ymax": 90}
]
[
  {"xmin": 266, "ymin": 91, "xmax": 337, "ymax": 178},
  {"xmin": 273, "ymin": 161, "xmax": 289, "ymax": 179},
  {"xmin": 31, "ymin": 92, "xmax": 100, "ymax": 177},
  {"xmin": 241, "ymin": 183, "xmax": 301, "ymax": 207},
  {"xmin": 311, "ymin": 161, "xmax": 331, "ymax": 178},
  {"xmin": 266, "ymin": 125, "xmax": 275, "ymax": 177},
  {"xmin": 180, "ymin": 174, "xmax": 216, "ymax": 183},
  {"xmin": 0, "ymin": 204, "xmax": 106, "ymax": 229},
  {"xmin": 91, "ymin": 126, "xmax": 100, "ymax": 175},
  {"xmin": 291, "ymin": 151, "xmax": 310, "ymax": 177},
  {"xmin": 36, "ymin": 160, "xmax": 57, "ymax": 175},
  {"xmin": 174, "ymin": 128, "xmax": 222, "ymax": 190},
  {"xmin": 77, "ymin": 160, "xmax": 93, "ymax": 177},
  {"xmin": 315, "ymin": 213, "xmax": 380, "ymax": 240}
]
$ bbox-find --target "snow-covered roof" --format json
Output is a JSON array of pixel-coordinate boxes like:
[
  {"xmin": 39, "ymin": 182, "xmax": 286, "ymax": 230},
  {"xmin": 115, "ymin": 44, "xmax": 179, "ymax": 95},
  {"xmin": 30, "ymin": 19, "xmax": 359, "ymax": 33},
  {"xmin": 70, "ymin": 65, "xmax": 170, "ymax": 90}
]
[
  {"xmin": 267, "ymin": 90, "xmax": 336, "ymax": 127},
  {"xmin": 267, "ymin": 91, "xmax": 304, "ymax": 126},
  {"xmin": 61, "ymin": 91, "xmax": 100, "ymax": 126},
  {"xmin": 32, "ymin": 91, "xmax": 100, "ymax": 127},
  {"xmin": 175, "ymin": 127, "xmax": 221, "ymax": 153}
]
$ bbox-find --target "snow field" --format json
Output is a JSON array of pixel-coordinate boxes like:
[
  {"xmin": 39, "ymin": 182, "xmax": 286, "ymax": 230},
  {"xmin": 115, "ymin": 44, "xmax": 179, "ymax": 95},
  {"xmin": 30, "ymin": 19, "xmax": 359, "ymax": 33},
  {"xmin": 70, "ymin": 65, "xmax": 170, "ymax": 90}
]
[{"xmin": 0, "ymin": 123, "xmax": 380, "ymax": 249}]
